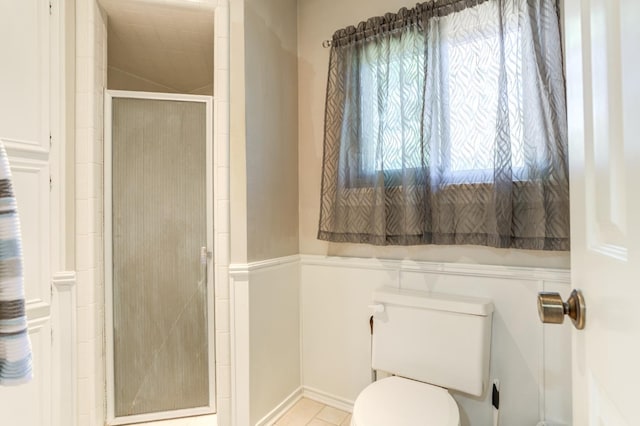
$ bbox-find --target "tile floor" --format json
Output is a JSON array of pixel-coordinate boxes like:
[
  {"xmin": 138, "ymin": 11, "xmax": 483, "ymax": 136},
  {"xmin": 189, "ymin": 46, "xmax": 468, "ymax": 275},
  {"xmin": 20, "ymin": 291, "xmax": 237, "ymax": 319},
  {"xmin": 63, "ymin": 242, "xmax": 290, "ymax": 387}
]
[
  {"xmin": 133, "ymin": 398, "xmax": 350, "ymax": 426},
  {"xmin": 275, "ymin": 398, "xmax": 352, "ymax": 426}
]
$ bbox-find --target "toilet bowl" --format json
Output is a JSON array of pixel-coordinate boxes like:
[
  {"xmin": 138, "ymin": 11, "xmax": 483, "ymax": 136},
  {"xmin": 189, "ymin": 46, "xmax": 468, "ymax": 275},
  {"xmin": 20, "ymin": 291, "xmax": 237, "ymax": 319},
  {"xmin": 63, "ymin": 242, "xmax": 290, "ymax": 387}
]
[
  {"xmin": 351, "ymin": 287, "xmax": 493, "ymax": 425},
  {"xmin": 351, "ymin": 376, "xmax": 460, "ymax": 426}
]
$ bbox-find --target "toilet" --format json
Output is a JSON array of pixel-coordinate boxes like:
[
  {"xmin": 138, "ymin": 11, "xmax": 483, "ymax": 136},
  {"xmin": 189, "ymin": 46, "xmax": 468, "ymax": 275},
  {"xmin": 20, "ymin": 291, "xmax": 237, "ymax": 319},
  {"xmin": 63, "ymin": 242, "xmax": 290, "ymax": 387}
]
[{"xmin": 351, "ymin": 287, "xmax": 494, "ymax": 426}]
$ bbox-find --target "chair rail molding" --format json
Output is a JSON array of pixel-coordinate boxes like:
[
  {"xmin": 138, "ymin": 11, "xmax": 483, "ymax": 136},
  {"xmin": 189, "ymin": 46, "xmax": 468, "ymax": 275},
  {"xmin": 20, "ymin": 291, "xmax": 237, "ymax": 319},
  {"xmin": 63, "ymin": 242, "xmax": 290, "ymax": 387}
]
[{"xmin": 299, "ymin": 254, "xmax": 571, "ymax": 282}]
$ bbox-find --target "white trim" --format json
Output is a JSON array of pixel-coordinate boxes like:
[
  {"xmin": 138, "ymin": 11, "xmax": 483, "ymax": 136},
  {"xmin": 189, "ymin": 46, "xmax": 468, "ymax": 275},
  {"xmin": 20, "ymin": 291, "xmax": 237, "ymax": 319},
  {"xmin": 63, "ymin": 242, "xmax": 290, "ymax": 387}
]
[
  {"xmin": 52, "ymin": 271, "xmax": 77, "ymax": 426},
  {"xmin": 136, "ymin": 415, "xmax": 218, "ymax": 426},
  {"xmin": 205, "ymin": 89, "xmax": 217, "ymax": 414},
  {"xmin": 104, "ymin": 90, "xmax": 216, "ymax": 425},
  {"xmin": 109, "ymin": 407, "xmax": 214, "ymax": 426},
  {"xmin": 254, "ymin": 387, "xmax": 303, "ymax": 426},
  {"xmin": 0, "ymin": 139, "xmax": 51, "ymax": 158},
  {"xmin": 8, "ymin": 156, "xmax": 52, "ymax": 310},
  {"xmin": 105, "ymin": 89, "xmax": 212, "ymax": 103},
  {"xmin": 303, "ymin": 386, "xmax": 354, "ymax": 413},
  {"xmin": 49, "ymin": 0, "xmax": 68, "ymax": 272},
  {"xmin": 299, "ymin": 254, "xmax": 571, "ymax": 283},
  {"xmin": 104, "ymin": 90, "xmax": 115, "ymax": 424},
  {"xmin": 538, "ymin": 279, "xmax": 547, "ymax": 423},
  {"xmin": 52, "ymin": 271, "xmax": 77, "ymax": 288},
  {"xmin": 214, "ymin": 3, "xmax": 231, "ymax": 424},
  {"xmin": 230, "ymin": 272, "xmax": 250, "ymax": 426},
  {"xmin": 229, "ymin": 254, "xmax": 300, "ymax": 275},
  {"xmin": 299, "ymin": 259, "xmax": 305, "ymax": 404},
  {"xmin": 244, "ymin": 254, "xmax": 299, "ymax": 272},
  {"xmin": 228, "ymin": 268, "xmax": 249, "ymax": 281},
  {"xmin": 26, "ymin": 315, "xmax": 51, "ymax": 331},
  {"xmin": 299, "ymin": 255, "xmax": 399, "ymax": 272}
]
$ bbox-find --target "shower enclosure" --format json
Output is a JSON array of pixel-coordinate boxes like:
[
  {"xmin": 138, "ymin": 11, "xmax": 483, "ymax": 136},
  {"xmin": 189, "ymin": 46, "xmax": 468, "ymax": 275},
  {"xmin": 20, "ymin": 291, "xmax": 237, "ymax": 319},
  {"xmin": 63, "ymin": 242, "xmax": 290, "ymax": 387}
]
[{"xmin": 104, "ymin": 91, "xmax": 215, "ymax": 424}]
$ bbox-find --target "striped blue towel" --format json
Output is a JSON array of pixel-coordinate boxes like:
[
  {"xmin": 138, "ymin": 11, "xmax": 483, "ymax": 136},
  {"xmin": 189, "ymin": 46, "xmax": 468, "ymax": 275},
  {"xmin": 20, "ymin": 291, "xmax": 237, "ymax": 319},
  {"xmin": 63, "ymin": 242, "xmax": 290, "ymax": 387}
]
[{"xmin": 0, "ymin": 141, "xmax": 32, "ymax": 385}]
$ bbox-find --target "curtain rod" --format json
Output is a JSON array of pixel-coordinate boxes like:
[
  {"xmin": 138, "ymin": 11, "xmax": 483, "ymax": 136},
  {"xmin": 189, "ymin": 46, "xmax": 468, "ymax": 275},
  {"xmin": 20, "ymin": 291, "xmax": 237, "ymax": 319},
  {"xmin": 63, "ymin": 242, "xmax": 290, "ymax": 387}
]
[{"xmin": 322, "ymin": 40, "xmax": 332, "ymax": 48}]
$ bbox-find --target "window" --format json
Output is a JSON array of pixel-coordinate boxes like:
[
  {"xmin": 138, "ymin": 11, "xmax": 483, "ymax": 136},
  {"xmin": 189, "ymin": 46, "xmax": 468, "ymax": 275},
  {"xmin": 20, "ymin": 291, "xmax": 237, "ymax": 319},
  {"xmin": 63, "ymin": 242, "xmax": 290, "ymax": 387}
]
[
  {"xmin": 445, "ymin": 26, "xmax": 526, "ymax": 183},
  {"xmin": 356, "ymin": 15, "xmax": 526, "ymax": 185},
  {"xmin": 356, "ymin": 28, "xmax": 425, "ymax": 179},
  {"xmin": 319, "ymin": 0, "xmax": 570, "ymax": 250}
]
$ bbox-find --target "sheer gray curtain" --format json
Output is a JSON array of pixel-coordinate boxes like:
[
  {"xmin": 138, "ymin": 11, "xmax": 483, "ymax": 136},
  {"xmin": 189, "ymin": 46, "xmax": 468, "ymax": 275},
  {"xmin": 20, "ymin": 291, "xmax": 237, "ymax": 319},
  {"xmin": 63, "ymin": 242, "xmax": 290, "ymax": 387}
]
[{"xmin": 318, "ymin": 0, "xmax": 569, "ymax": 250}]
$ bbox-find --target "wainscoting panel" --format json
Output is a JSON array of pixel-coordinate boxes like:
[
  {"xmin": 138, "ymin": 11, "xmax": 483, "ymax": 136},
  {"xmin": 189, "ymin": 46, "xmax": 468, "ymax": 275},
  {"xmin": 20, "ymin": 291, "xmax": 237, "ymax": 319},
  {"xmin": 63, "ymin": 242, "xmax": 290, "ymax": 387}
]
[
  {"xmin": 230, "ymin": 255, "xmax": 301, "ymax": 426},
  {"xmin": 300, "ymin": 255, "xmax": 572, "ymax": 426}
]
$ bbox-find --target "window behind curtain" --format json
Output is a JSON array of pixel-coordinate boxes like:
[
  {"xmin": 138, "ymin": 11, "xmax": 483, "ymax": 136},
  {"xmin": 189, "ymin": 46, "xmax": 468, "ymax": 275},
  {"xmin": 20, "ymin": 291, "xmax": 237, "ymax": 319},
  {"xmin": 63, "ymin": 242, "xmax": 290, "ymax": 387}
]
[
  {"xmin": 319, "ymin": 0, "xmax": 570, "ymax": 250},
  {"xmin": 357, "ymin": 29, "xmax": 424, "ymax": 176},
  {"xmin": 357, "ymin": 6, "xmax": 526, "ymax": 183}
]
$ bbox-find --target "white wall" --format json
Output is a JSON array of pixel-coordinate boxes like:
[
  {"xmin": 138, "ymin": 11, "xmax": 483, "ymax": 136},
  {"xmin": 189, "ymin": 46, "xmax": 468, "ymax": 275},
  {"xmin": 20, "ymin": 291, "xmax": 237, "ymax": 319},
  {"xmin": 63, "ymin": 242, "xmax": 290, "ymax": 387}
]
[
  {"xmin": 300, "ymin": 256, "xmax": 573, "ymax": 426},
  {"xmin": 107, "ymin": 66, "xmax": 214, "ymax": 96},
  {"xmin": 107, "ymin": 66, "xmax": 180, "ymax": 93},
  {"xmin": 213, "ymin": 2, "xmax": 232, "ymax": 425},
  {"xmin": 229, "ymin": 1, "xmax": 300, "ymax": 424},
  {"xmin": 75, "ymin": 1, "xmax": 107, "ymax": 424},
  {"xmin": 249, "ymin": 260, "xmax": 301, "ymax": 424}
]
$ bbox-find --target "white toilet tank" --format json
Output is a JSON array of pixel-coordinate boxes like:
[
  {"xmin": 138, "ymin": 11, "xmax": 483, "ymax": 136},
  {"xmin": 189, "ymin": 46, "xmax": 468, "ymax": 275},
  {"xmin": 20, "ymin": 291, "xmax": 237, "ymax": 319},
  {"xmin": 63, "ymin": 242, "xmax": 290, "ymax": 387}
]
[{"xmin": 371, "ymin": 287, "xmax": 494, "ymax": 397}]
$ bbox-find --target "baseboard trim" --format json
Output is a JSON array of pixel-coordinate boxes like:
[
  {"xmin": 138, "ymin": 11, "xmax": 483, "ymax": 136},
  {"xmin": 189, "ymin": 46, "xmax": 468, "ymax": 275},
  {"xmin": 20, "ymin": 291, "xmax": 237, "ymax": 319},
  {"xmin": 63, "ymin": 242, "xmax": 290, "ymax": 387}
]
[
  {"xmin": 255, "ymin": 387, "xmax": 304, "ymax": 426},
  {"xmin": 303, "ymin": 386, "xmax": 354, "ymax": 413}
]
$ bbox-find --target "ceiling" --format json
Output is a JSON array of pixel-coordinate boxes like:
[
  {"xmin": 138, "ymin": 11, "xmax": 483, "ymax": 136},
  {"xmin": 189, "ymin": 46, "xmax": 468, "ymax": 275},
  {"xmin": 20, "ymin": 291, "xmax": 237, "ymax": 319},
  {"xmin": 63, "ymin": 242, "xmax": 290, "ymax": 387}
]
[{"xmin": 100, "ymin": 0, "xmax": 215, "ymax": 93}]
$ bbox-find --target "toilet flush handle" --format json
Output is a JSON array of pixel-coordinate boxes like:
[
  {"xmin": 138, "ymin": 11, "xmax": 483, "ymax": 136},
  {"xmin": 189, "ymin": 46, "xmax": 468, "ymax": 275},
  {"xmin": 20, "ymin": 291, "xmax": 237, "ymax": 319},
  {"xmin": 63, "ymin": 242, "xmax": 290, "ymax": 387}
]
[{"xmin": 368, "ymin": 304, "xmax": 385, "ymax": 314}]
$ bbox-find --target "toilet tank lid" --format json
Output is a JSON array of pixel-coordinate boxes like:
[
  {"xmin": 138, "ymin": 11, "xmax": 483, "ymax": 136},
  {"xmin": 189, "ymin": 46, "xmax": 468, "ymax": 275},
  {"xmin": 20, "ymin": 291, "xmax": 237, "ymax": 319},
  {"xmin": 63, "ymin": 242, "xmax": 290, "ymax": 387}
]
[{"xmin": 373, "ymin": 287, "xmax": 494, "ymax": 316}]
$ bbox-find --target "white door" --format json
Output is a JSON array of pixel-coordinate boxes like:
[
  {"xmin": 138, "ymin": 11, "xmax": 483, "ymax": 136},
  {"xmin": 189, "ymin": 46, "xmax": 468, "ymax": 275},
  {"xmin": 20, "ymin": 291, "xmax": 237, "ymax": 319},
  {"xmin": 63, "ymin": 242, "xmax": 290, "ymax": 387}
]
[
  {"xmin": 0, "ymin": 0, "xmax": 58, "ymax": 424},
  {"xmin": 565, "ymin": 0, "xmax": 640, "ymax": 424}
]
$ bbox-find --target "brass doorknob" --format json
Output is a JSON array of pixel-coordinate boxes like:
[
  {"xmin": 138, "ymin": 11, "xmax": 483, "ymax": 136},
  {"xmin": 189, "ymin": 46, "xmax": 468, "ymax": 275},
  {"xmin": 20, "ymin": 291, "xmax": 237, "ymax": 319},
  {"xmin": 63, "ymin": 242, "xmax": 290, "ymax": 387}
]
[{"xmin": 537, "ymin": 289, "xmax": 586, "ymax": 330}]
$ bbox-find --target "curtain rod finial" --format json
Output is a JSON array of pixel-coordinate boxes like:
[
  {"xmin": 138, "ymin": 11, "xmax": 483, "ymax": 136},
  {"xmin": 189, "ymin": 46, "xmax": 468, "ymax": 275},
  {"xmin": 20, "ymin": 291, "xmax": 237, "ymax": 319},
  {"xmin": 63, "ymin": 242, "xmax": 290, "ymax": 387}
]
[{"xmin": 322, "ymin": 39, "xmax": 332, "ymax": 48}]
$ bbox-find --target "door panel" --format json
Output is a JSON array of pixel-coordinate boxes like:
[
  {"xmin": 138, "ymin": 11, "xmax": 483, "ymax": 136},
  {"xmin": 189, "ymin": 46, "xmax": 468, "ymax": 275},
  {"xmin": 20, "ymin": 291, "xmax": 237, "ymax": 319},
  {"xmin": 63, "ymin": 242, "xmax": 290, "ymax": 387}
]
[
  {"xmin": 112, "ymin": 98, "xmax": 209, "ymax": 417},
  {"xmin": 0, "ymin": 0, "xmax": 53, "ymax": 424},
  {"xmin": 105, "ymin": 92, "xmax": 215, "ymax": 424},
  {"xmin": 0, "ymin": 0, "xmax": 50, "ymax": 151},
  {"xmin": 10, "ymin": 158, "xmax": 51, "ymax": 305},
  {"xmin": 566, "ymin": 0, "xmax": 640, "ymax": 424}
]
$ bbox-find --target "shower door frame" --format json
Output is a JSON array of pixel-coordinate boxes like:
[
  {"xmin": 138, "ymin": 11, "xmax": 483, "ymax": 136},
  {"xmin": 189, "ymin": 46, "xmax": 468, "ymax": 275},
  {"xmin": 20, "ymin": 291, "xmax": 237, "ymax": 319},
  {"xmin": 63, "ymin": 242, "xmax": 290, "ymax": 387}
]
[{"xmin": 104, "ymin": 90, "xmax": 216, "ymax": 425}]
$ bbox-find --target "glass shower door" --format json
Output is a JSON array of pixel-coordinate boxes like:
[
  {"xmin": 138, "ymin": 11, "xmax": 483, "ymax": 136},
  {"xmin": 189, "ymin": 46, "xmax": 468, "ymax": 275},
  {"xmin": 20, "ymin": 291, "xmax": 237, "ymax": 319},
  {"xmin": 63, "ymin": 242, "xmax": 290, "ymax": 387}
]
[{"xmin": 105, "ymin": 92, "xmax": 214, "ymax": 424}]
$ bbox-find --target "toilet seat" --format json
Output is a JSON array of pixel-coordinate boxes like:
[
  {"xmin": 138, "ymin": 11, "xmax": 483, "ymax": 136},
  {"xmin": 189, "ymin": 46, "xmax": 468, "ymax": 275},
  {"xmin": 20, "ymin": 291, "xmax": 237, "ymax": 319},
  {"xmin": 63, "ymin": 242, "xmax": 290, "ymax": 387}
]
[{"xmin": 351, "ymin": 376, "xmax": 460, "ymax": 426}]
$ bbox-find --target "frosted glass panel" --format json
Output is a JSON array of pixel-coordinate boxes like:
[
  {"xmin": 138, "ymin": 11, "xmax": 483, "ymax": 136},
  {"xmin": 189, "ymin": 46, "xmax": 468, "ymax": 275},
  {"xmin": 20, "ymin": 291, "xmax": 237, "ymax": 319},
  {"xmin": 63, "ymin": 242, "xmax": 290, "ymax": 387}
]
[{"xmin": 111, "ymin": 98, "xmax": 209, "ymax": 417}]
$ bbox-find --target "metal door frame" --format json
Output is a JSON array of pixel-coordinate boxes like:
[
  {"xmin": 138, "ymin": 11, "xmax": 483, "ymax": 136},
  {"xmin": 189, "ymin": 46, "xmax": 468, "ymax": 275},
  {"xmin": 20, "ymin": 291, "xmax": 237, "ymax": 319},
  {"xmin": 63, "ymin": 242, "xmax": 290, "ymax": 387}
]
[{"xmin": 104, "ymin": 90, "xmax": 215, "ymax": 425}]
